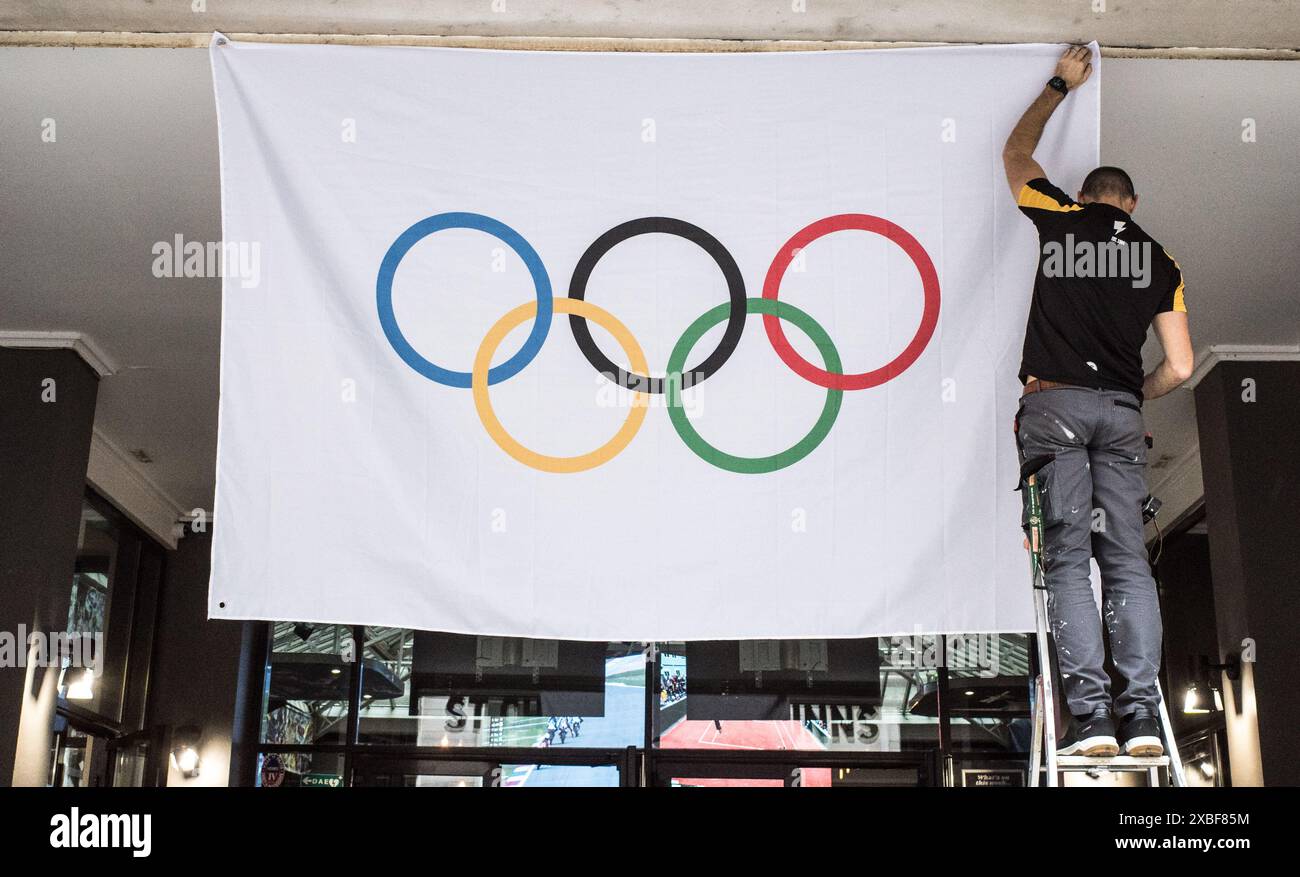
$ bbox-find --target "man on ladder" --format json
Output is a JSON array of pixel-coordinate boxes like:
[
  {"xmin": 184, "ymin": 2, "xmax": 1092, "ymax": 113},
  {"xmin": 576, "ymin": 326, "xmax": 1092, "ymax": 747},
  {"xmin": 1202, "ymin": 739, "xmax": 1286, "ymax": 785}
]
[{"xmin": 1001, "ymin": 47, "xmax": 1195, "ymax": 765}]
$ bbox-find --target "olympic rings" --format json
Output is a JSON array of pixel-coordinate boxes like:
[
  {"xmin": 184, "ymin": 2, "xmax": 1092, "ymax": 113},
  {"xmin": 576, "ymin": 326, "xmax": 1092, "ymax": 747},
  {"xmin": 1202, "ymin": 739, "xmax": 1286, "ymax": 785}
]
[
  {"xmin": 473, "ymin": 298, "xmax": 649, "ymax": 474},
  {"xmin": 378, "ymin": 212, "xmax": 940, "ymax": 473},
  {"xmin": 762, "ymin": 214, "xmax": 941, "ymax": 391},
  {"xmin": 567, "ymin": 217, "xmax": 746, "ymax": 394},
  {"xmin": 667, "ymin": 298, "xmax": 842, "ymax": 474},
  {"xmin": 377, "ymin": 212, "xmax": 553, "ymax": 388}
]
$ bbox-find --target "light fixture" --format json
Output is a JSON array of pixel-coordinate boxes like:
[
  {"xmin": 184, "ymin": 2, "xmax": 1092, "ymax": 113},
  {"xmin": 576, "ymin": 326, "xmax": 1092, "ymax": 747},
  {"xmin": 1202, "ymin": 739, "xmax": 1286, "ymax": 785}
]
[
  {"xmin": 1199, "ymin": 760, "xmax": 1216, "ymax": 780},
  {"xmin": 1183, "ymin": 653, "xmax": 1239, "ymax": 714},
  {"xmin": 1183, "ymin": 681, "xmax": 1213, "ymax": 714},
  {"xmin": 169, "ymin": 725, "xmax": 203, "ymax": 779},
  {"xmin": 65, "ymin": 668, "xmax": 95, "ymax": 701}
]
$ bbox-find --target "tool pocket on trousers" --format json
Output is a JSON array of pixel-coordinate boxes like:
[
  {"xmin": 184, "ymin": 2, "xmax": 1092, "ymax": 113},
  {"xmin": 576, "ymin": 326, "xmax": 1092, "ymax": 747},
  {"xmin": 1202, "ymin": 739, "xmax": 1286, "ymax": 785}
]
[{"xmin": 1019, "ymin": 457, "xmax": 1062, "ymax": 533}]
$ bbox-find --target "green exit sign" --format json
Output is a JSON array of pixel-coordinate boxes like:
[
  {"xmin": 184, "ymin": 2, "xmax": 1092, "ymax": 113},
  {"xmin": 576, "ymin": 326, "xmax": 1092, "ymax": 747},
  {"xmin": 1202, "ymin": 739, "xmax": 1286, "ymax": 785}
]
[{"xmin": 302, "ymin": 773, "xmax": 343, "ymax": 788}]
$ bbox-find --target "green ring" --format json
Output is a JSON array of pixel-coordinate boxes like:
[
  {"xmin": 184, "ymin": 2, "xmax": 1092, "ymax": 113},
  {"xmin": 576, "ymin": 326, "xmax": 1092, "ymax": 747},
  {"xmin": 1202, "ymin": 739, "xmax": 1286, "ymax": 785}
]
[{"xmin": 666, "ymin": 297, "xmax": 843, "ymax": 474}]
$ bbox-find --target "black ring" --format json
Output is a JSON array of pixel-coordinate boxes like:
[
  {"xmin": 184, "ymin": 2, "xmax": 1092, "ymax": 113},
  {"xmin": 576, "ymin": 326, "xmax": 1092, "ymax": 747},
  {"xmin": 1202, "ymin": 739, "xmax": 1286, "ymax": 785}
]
[{"xmin": 567, "ymin": 217, "xmax": 746, "ymax": 393}]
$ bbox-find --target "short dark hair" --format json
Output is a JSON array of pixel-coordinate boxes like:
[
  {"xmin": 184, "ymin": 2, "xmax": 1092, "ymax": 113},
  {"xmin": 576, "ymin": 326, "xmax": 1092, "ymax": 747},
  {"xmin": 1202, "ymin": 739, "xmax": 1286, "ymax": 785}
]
[{"xmin": 1080, "ymin": 166, "xmax": 1136, "ymax": 202}]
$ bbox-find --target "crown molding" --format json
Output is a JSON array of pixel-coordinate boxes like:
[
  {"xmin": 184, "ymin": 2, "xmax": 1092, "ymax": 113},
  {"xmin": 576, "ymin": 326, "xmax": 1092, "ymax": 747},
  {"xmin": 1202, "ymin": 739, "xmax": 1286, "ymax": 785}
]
[
  {"xmin": 1185, "ymin": 344, "xmax": 1300, "ymax": 390},
  {"xmin": 0, "ymin": 330, "xmax": 119, "ymax": 377},
  {"xmin": 86, "ymin": 428, "xmax": 187, "ymax": 549}
]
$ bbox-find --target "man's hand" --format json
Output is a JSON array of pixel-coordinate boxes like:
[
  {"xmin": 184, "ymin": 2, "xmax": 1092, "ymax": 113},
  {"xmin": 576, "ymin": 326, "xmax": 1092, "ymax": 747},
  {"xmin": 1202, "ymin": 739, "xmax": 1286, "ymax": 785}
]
[{"xmin": 1054, "ymin": 45, "xmax": 1094, "ymax": 91}]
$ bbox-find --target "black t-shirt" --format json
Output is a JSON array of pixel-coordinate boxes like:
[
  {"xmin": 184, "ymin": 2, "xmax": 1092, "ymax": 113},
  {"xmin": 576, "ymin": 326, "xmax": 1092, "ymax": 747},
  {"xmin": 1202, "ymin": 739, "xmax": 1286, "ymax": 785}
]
[{"xmin": 1016, "ymin": 178, "xmax": 1186, "ymax": 400}]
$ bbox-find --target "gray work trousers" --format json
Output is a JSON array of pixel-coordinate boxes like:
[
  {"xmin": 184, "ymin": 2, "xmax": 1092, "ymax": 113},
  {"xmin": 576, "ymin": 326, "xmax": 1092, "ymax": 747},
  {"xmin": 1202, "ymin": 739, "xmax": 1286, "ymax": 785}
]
[{"xmin": 1015, "ymin": 386, "xmax": 1163, "ymax": 719}]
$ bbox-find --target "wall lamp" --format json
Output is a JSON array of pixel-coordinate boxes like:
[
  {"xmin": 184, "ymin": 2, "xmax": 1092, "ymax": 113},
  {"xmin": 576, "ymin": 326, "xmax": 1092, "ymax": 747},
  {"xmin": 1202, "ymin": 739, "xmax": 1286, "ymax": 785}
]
[
  {"xmin": 63, "ymin": 667, "xmax": 95, "ymax": 701},
  {"xmin": 169, "ymin": 725, "xmax": 203, "ymax": 779},
  {"xmin": 1183, "ymin": 653, "xmax": 1241, "ymax": 715}
]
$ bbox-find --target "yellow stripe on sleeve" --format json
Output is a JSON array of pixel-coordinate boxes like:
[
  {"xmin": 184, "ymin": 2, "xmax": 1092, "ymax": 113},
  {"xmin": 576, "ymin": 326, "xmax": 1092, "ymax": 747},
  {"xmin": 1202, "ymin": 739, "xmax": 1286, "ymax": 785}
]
[
  {"xmin": 1163, "ymin": 249, "xmax": 1188, "ymax": 312},
  {"xmin": 1017, "ymin": 183, "xmax": 1083, "ymax": 213}
]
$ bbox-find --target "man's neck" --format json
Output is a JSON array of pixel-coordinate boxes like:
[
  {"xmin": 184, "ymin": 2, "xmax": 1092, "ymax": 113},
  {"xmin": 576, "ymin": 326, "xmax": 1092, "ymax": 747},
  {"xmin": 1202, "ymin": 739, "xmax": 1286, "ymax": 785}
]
[{"xmin": 1084, "ymin": 196, "xmax": 1130, "ymax": 214}]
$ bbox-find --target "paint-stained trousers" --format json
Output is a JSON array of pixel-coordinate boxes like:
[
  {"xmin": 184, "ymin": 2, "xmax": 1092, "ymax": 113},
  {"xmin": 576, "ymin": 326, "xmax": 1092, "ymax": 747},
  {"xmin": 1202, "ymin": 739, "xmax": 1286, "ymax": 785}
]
[{"xmin": 1015, "ymin": 387, "xmax": 1163, "ymax": 719}]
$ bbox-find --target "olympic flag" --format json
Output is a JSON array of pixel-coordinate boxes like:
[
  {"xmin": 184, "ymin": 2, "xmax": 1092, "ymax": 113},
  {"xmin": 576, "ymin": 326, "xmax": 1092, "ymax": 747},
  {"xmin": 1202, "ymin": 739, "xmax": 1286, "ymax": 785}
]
[{"xmin": 208, "ymin": 36, "xmax": 1099, "ymax": 639}]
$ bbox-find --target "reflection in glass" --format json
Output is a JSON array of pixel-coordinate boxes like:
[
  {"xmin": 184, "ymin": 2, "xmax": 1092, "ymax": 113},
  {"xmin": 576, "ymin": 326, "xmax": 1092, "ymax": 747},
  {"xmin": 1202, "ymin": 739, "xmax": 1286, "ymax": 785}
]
[
  {"xmin": 60, "ymin": 503, "xmax": 117, "ymax": 713},
  {"xmin": 670, "ymin": 768, "xmax": 835, "ymax": 788},
  {"xmin": 656, "ymin": 635, "xmax": 1028, "ymax": 754},
  {"xmin": 255, "ymin": 751, "xmax": 345, "ymax": 788},
  {"xmin": 50, "ymin": 726, "xmax": 109, "ymax": 787},
  {"xmin": 350, "ymin": 760, "xmax": 619, "ymax": 788},
  {"xmin": 659, "ymin": 638, "xmax": 903, "ymax": 752},
  {"xmin": 112, "ymin": 740, "xmax": 149, "ymax": 788},
  {"xmin": 356, "ymin": 631, "xmax": 645, "ymax": 754},
  {"xmin": 255, "ymin": 628, "xmax": 1032, "ymax": 786},
  {"xmin": 499, "ymin": 764, "xmax": 620, "ymax": 787},
  {"xmin": 261, "ymin": 623, "xmax": 355, "ymax": 747},
  {"xmin": 918, "ymin": 633, "xmax": 1033, "ymax": 753}
]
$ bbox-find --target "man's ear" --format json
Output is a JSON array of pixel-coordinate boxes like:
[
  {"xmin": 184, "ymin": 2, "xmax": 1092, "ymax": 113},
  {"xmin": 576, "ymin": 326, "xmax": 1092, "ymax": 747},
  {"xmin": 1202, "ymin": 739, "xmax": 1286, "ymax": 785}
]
[
  {"xmin": 1075, "ymin": 190, "xmax": 1087, "ymax": 204},
  {"xmin": 1129, "ymin": 194, "xmax": 1139, "ymax": 214}
]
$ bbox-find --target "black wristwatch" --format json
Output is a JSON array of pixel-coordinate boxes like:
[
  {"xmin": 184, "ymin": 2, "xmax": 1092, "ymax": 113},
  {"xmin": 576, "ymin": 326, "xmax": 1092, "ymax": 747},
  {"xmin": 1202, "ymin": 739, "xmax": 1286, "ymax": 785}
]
[{"xmin": 1047, "ymin": 76, "xmax": 1069, "ymax": 96}]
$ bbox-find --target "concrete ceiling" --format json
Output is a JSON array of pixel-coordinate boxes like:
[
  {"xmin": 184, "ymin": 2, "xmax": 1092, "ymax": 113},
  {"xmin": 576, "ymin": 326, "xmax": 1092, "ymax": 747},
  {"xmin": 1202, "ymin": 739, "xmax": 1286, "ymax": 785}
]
[
  {"xmin": 2, "ymin": 0, "xmax": 1299, "ymax": 50},
  {"xmin": 2, "ymin": 5, "xmax": 1299, "ymax": 543}
]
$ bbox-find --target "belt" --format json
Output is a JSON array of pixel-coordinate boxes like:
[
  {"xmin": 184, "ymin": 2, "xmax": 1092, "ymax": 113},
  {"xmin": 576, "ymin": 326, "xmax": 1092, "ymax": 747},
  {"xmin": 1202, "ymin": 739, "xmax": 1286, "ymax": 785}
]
[{"xmin": 1021, "ymin": 378, "xmax": 1079, "ymax": 397}]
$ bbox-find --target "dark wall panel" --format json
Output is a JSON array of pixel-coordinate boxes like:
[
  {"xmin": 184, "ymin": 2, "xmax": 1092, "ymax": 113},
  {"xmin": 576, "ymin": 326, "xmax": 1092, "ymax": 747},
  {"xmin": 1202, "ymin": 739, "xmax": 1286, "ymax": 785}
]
[
  {"xmin": 0, "ymin": 348, "xmax": 99, "ymax": 785},
  {"xmin": 1196, "ymin": 361, "xmax": 1300, "ymax": 786},
  {"xmin": 147, "ymin": 530, "xmax": 247, "ymax": 785}
]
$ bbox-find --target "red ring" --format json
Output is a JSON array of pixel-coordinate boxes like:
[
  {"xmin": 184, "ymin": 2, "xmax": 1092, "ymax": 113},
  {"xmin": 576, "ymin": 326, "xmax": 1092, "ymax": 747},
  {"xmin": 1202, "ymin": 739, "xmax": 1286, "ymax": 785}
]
[{"xmin": 762, "ymin": 214, "xmax": 940, "ymax": 391}]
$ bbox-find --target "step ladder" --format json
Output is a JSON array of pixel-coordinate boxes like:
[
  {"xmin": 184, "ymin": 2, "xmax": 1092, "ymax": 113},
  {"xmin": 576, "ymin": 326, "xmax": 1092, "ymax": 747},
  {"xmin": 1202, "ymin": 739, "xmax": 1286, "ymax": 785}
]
[{"xmin": 1021, "ymin": 461, "xmax": 1186, "ymax": 788}]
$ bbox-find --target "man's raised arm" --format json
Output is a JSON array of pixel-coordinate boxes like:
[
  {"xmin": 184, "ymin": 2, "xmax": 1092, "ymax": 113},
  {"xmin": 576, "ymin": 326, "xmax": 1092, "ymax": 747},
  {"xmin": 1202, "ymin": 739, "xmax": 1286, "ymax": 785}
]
[{"xmin": 1002, "ymin": 46, "xmax": 1093, "ymax": 198}]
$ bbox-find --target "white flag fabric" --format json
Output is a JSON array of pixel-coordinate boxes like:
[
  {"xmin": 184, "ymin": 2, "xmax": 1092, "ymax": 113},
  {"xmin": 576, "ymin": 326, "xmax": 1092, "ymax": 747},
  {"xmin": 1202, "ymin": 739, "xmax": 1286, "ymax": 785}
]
[{"xmin": 208, "ymin": 35, "xmax": 1099, "ymax": 640}]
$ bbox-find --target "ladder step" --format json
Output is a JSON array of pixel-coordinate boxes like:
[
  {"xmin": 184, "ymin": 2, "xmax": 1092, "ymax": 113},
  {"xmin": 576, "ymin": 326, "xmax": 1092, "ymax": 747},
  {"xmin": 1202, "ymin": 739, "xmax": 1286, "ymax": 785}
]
[{"xmin": 1043, "ymin": 755, "xmax": 1171, "ymax": 771}]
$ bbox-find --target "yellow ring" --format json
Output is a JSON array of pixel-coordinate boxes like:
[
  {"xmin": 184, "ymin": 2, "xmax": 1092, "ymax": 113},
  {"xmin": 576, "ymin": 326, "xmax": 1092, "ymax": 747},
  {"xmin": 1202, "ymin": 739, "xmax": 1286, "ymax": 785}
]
[{"xmin": 472, "ymin": 298, "xmax": 650, "ymax": 473}]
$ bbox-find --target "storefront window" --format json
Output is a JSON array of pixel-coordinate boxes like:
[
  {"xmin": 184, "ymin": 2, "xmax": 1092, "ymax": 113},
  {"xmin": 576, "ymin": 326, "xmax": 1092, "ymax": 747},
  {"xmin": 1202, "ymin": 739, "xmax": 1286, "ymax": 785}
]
[
  {"xmin": 653, "ymin": 637, "xmax": 949, "ymax": 753},
  {"xmin": 60, "ymin": 502, "xmax": 119, "ymax": 716},
  {"xmin": 48, "ymin": 490, "xmax": 167, "ymax": 785},
  {"xmin": 111, "ymin": 737, "xmax": 150, "ymax": 787},
  {"xmin": 945, "ymin": 633, "xmax": 1033, "ymax": 755},
  {"xmin": 250, "ymin": 626, "xmax": 1032, "ymax": 787},
  {"xmin": 357, "ymin": 629, "xmax": 645, "ymax": 752},
  {"xmin": 348, "ymin": 755, "xmax": 622, "ymax": 787},
  {"xmin": 261, "ymin": 623, "xmax": 354, "ymax": 748},
  {"xmin": 49, "ymin": 726, "xmax": 112, "ymax": 787}
]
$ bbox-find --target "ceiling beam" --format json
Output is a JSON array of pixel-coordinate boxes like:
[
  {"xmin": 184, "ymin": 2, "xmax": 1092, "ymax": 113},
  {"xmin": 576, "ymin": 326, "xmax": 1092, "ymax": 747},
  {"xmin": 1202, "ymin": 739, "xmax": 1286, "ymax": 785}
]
[
  {"xmin": 1, "ymin": 31, "xmax": 1297, "ymax": 59},
  {"xmin": 3, "ymin": 0, "xmax": 1298, "ymax": 50}
]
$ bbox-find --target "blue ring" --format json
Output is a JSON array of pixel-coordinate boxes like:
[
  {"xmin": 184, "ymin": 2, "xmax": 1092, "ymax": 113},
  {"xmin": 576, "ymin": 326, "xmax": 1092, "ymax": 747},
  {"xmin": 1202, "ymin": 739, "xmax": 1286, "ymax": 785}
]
[{"xmin": 376, "ymin": 212, "xmax": 552, "ymax": 388}]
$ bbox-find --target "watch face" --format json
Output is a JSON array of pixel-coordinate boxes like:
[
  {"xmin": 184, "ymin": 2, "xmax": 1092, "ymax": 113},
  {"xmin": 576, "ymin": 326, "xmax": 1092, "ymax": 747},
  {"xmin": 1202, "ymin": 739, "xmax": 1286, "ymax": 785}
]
[{"xmin": 1049, "ymin": 76, "xmax": 1068, "ymax": 93}]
